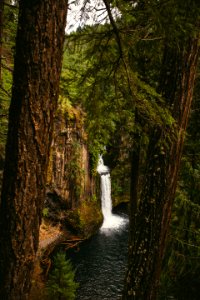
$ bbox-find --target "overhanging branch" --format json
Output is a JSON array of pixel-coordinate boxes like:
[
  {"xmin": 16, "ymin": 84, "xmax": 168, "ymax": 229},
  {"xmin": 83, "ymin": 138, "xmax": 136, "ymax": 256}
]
[{"xmin": 102, "ymin": 0, "xmax": 123, "ymax": 58}]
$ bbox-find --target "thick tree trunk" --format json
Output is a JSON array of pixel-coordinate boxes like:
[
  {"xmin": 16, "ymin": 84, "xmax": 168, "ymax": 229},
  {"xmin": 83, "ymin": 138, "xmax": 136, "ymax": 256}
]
[
  {"xmin": 123, "ymin": 38, "xmax": 199, "ymax": 299},
  {"xmin": 0, "ymin": 1, "xmax": 67, "ymax": 299}
]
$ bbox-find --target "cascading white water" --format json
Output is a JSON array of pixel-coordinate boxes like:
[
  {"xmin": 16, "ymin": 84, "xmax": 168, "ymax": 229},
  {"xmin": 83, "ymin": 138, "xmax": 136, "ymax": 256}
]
[{"xmin": 97, "ymin": 156, "xmax": 127, "ymax": 229}]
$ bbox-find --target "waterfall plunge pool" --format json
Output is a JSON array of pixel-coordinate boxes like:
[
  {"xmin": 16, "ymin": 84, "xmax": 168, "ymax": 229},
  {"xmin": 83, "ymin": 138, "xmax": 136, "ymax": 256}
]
[
  {"xmin": 67, "ymin": 156, "xmax": 129, "ymax": 299},
  {"xmin": 67, "ymin": 216, "xmax": 129, "ymax": 300}
]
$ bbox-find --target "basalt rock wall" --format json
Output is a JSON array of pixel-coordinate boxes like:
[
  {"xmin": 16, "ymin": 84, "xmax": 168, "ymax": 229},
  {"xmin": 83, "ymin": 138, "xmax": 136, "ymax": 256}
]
[{"xmin": 46, "ymin": 104, "xmax": 97, "ymax": 210}]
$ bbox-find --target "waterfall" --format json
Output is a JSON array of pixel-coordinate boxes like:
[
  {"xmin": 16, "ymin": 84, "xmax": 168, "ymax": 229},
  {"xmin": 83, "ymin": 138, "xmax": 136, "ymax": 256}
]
[{"xmin": 97, "ymin": 156, "xmax": 126, "ymax": 229}]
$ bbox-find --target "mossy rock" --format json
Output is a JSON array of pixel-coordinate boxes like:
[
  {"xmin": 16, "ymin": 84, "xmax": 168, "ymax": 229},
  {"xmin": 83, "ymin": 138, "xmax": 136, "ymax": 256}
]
[
  {"xmin": 112, "ymin": 195, "xmax": 129, "ymax": 208},
  {"xmin": 65, "ymin": 201, "xmax": 103, "ymax": 238}
]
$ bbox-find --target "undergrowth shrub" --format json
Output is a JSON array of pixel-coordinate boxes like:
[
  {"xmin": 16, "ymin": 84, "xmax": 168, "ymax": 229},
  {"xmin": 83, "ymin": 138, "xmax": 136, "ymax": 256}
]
[{"xmin": 46, "ymin": 252, "xmax": 78, "ymax": 300}]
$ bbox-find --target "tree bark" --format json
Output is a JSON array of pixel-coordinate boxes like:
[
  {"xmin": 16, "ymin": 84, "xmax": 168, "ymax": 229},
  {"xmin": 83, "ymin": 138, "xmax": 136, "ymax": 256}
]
[
  {"xmin": 0, "ymin": 0, "xmax": 67, "ymax": 299},
  {"xmin": 123, "ymin": 38, "xmax": 199, "ymax": 300}
]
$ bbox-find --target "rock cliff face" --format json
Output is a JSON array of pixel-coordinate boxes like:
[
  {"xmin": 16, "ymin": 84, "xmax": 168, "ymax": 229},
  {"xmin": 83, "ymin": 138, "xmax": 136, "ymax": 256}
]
[
  {"xmin": 47, "ymin": 105, "xmax": 91, "ymax": 208},
  {"xmin": 45, "ymin": 102, "xmax": 102, "ymax": 237}
]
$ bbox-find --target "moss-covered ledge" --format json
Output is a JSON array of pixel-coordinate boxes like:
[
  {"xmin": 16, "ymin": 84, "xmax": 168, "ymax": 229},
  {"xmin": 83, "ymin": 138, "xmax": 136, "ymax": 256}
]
[{"xmin": 64, "ymin": 200, "xmax": 103, "ymax": 239}]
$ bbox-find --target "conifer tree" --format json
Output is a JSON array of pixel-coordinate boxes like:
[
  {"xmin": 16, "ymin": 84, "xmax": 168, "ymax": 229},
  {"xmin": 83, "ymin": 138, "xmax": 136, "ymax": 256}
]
[
  {"xmin": 47, "ymin": 252, "xmax": 79, "ymax": 300},
  {"xmin": 0, "ymin": 0, "xmax": 68, "ymax": 299}
]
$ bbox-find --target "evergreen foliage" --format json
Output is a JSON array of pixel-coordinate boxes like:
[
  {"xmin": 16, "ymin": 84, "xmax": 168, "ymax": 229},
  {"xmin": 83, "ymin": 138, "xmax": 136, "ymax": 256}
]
[
  {"xmin": 0, "ymin": 1, "xmax": 18, "ymax": 153},
  {"xmin": 46, "ymin": 252, "xmax": 79, "ymax": 300},
  {"xmin": 62, "ymin": 20, "xmax": 174, "ymax": 173}
]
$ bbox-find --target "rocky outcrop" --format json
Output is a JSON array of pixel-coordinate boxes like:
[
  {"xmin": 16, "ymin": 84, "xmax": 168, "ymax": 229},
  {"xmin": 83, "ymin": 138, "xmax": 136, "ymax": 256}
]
[
  {"xmin": 47, "ymin": 103, "xmax": 92, "ymax": 207},
  {"xmin": 45, "ymin": 101, "xmax": 102, "ymax": 236}
]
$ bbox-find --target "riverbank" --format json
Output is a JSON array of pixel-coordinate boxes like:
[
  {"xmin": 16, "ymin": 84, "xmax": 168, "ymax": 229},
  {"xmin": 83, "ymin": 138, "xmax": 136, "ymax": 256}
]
[{"xmin": 30, "ymin": 221, "xmax": 83, "ymax": 300}]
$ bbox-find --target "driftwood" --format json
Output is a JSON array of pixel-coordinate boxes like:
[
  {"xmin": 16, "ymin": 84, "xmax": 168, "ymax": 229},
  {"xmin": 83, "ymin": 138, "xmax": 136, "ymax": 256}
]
[
  {"xmin": 61, "ymin": 238, "xmax": 84, "ymax": 252},
  {"xmin": 37, "ymin": 231, "xmax": 85, "ymax": 277}
]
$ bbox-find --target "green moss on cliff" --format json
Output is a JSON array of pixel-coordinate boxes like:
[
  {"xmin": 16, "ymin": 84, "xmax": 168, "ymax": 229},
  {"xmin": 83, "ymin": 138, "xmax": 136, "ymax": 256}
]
[
  {"xmin": 58, "ymin": 96, "xmax": 86, "ymax": 133},
  {"xmin": 65, "ymin": 200, "xmax": 103, "ymax": 238}
]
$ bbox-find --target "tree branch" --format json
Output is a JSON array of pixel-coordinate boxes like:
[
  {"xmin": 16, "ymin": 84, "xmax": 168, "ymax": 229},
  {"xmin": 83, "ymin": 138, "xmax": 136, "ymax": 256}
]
[{"xmin": 102, "ymin": 0, "xmax": 123, "ymax": 58}]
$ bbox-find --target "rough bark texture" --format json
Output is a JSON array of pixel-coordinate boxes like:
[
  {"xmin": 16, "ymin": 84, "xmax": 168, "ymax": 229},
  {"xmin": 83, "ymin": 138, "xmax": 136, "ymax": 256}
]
[
  {"xmin": 123, "ymin": 39, "xmax": 199, "ymax": 300},
  {"xmin": 0, "ymin": 1, "xmax": 67, "ymax": 299}
]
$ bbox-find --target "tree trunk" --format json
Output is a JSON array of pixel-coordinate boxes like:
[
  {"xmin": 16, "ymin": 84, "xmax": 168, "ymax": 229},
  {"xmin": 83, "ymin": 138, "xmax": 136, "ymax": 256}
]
[
  {"xmin": 123, "ymin": 38, "xmax": 199, "ymax": 299},
  {"xmin": 0, "ymin": 1, "xmax": 67, "ymax": 299}
]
